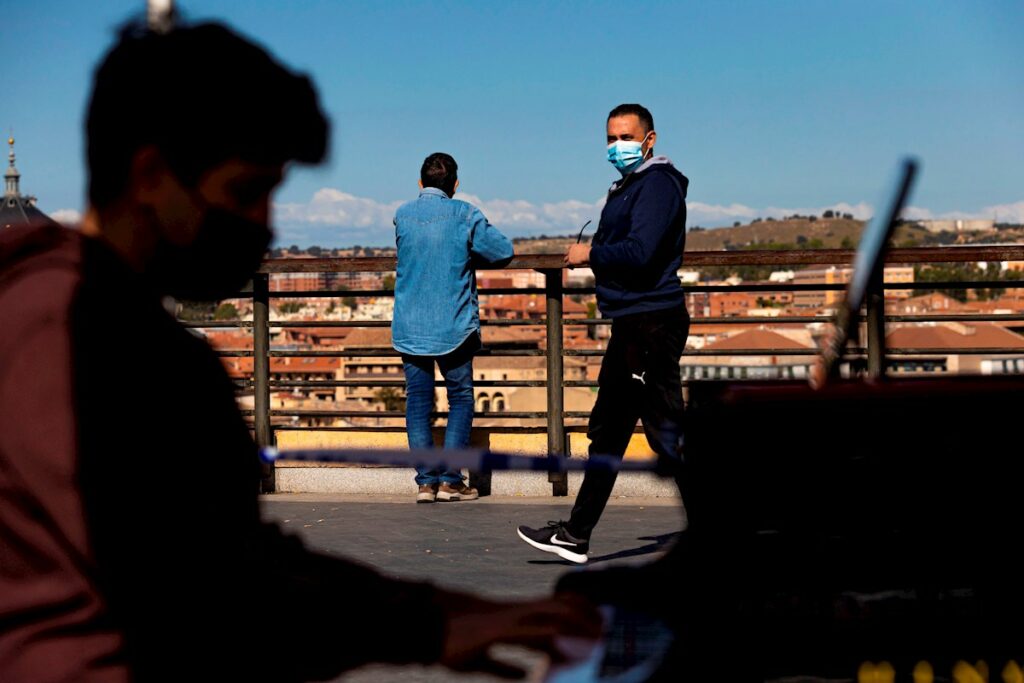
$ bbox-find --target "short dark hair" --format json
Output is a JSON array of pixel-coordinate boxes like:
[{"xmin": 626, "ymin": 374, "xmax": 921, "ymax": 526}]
[
  {"xmin": 607, "ymin": 103, "xmax": 654, "ymax": 134},
  {"xmin": 420, "ymin": 153, "xmax": 458, "ymax": 197},
  {"xmin": 86, "ymin": 20, "xmax": 329, "ymax": 208}
]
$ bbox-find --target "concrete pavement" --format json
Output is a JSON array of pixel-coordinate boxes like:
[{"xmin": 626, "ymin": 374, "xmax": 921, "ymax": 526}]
[{"xmin": 260, "ymin": 494, "xmax": 686, "ymax": 683}]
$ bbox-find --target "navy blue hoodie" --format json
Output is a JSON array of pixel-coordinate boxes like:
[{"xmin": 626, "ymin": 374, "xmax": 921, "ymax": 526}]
[{"xmin": 589, "ymin": 156, "xmax": 689, "ymax": 318}]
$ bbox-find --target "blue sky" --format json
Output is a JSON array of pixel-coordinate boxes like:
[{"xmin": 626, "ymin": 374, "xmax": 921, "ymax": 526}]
[{"xmin": 4, "ymin": 0, "xmax": 1023, "ymax": 246}]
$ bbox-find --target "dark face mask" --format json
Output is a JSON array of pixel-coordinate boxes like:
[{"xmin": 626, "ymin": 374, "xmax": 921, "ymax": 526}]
[{"xmin": 149, "ymin": 206, "xmax": 273, "ymax": 301}]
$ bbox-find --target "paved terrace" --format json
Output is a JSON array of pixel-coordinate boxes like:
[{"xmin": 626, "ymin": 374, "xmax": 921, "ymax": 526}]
[{"xmin": 261, "ymin": 494, "xmax": 685, "ymax": 683}]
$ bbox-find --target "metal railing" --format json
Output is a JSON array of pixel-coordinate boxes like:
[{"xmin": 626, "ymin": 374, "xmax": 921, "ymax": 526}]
[{"xmin": 181, "ymin": 246, "xmax": 1024, "ymax": 493}]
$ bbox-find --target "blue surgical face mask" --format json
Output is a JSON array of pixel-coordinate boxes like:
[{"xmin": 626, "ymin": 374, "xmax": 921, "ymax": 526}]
[{"xmin": 606, "ymin": 134, "xmax": 651, "ymax": 175}]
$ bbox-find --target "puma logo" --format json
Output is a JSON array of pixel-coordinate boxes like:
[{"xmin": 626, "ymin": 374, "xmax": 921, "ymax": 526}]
[{"xmin": 631, "ymin": 371, "xmax": 646, "ymax": 385}]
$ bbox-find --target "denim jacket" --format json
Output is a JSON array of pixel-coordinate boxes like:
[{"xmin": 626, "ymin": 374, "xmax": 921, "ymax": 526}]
[{"xmin": 392, "ymin": 187, "xmax": 514, "ymax": 356}]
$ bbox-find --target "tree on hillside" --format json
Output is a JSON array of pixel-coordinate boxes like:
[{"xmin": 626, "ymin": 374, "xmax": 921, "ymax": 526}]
[
  {"xmin": 288, "ymin": 244, "xmax": 301, "ymax": 255},
  {"xmin": 733, "ymin": 221, "xmax": 741, "ymax": 227},
  {"xmin": 913, "ymin": 263, "xmax": 1008, "ymax": 302},
  {"xmin": 308, "ymin": 245, "xmax": 322, "ymax": 257},
  {"xmin": 823, "ymin": 210, "xmax": 835, "ymax": 219}
]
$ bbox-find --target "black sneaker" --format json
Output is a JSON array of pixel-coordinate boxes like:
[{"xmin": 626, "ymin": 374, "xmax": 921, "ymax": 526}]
[{"xmin": 516, "ymin": 521, "xmax": 589, "ymax": 564}]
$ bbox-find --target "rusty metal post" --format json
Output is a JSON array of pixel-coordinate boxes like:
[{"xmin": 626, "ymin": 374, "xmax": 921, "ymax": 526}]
[
  {"xmin": 866, "ymin": 267, "xmax": 886, "ymax": 380},
  {"xmin": 253, "ymin": 273, "xmax": 275, "ymax": 492},
  {"xmin": 544, "ymin": 269, "xmax": 568, "ymax": 496}
]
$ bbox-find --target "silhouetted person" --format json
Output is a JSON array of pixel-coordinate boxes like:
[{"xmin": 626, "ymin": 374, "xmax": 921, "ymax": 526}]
[{"xmin": 0, "ymin": 20, "xmax": 596, "ymax": 682}]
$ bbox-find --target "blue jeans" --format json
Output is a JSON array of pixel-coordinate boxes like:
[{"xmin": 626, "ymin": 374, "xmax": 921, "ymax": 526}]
[{"xmin": 402, "ymin": 335, "xmax": 478, "ymax": 486}]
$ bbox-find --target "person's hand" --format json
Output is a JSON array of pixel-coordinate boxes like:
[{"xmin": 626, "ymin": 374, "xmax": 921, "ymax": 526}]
[
  {"xmin": 808, "ymin": 357, "xmax": 827, "ymax": 391},
  {"xmin": 564, "ymin": 244, "xmax": 591, "ymax": 268},
  {"xmin": 439, "ymin": 593, "xmax": 601, "ymax": 679},
  {"xmin": 809, "ymin": 326, "xmax": 838, "ymax": 390}
]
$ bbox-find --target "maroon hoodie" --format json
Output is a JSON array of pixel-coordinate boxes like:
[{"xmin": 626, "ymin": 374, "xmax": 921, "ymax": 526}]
[{"xmin": 0, "ymin": 224, "xmax": 445, "ymax": 682}]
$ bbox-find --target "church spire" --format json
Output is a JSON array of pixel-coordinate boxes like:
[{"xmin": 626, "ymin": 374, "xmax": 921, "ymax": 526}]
[{"xmin": 4, "ymin": 137, "xmax": 19, "ymax": 198}]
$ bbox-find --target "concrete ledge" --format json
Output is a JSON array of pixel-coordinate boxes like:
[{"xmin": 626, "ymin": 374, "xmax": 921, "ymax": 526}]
[
  {"xmin": 271, "ymin": 430, "xmax": 670, "ymax": 498},
  {"xmin": 274, "ymin": 467, "xmax": 679, "ymax": 499},
  {"xmin": 275, "ymin": 430, "xmax": 657, "ymax": 459}
]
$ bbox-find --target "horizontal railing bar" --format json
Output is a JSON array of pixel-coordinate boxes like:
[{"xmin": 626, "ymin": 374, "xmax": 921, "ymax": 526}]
[
  {"xmin": 256, "ymin": 247, "xmax": 1024, "ymax": 274},
  {"xmin": 565, "ymin": 348, "xmax": 825, "ymax": 357},
  {"xmin": 264, "ymin": 287, "xmax": 550, "ymax": 298},
  {"xmin": 885, "ymin": 347, "xmax": 1024, "ymax": 355},
  {"xmin": 269, "ymin": 425, "xmax": 598, "ymax": 433},
  {"xmin": 215, "ymin": 349, "xmax": 548, "ymax": 357},
  {"xmin": 186, "ymin": 311, "xmax": 1024, "ymax": 332},
  {"xmin": 268, "ymin": 289, "xmax": 392, "ymax": 297},
  {"xmin": 262, "ymin": 280, "xmax": 1024, "ymax": 296},
  {"xmin": 256, "ymin": 410, "xmax": 549, "ymax": 418},
  {"xmin": 184, "ymin": 319, "xmax": 555, "ymax": 329},
  {"xmin": 567, "ymin": 316, "xmax": 831, "ymax": 326},
  {"xmin": 887, "ymin": 314, "xmax": 1024, "ymax": 323},
  {"xmin": 181, "ymin": 320, "xmax": 255, "ymax": 328},
  {"xmin": 218, "ymin": 344, "xmax": 1024, "ymax": 361},
  {"xmin": 903, "ymin": 280, "xmax": 1024, "ymax": 290},
  {"xmin": 268, "ymin": 380, "xmax": 548, "ymax": 388}
]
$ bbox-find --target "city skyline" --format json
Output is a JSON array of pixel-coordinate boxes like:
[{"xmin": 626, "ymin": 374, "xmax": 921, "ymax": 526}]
[{"xmin": 4, "ymin": 0, "xmax": 1023, "ymax": 247}]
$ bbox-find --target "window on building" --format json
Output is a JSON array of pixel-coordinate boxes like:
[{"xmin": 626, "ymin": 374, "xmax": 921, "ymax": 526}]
[{"xmin": 493, "ymin": 393, "xmax": 505, "ymax": 412}]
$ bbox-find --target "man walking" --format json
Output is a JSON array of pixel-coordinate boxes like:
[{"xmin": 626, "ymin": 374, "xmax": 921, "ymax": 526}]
[{"xmin": 517, "ymin": 103, "xmax": 689, "ymax": 563}]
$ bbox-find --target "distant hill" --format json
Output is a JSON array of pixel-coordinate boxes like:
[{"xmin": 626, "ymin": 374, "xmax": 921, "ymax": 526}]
[
  {"xmin": 511, "ymin": 218, "xmax": 930, "ymax": 254},
  {"xmin": 685, "ymin": 217, "xmax": 936, "ymax": 251},
  {"xmin": 280, "ymin": 220, "xmax": 1024, "ymax": 256}
]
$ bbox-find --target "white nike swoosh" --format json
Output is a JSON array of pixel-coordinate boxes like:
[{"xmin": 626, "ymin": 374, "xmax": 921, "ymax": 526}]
[{"xmin": 550, "ymin": 534, "xmax": 578, "ymax": 547}]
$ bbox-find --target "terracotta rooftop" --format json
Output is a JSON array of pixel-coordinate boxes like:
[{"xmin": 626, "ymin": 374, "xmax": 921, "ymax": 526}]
[
  {"xmin": 339, "ymin": 327, "xmax": 393, "ymax": 348},
  {"xmin": 203, "ymin": 331, "xmax": 254, "ymax": 349},
  {"xmin": 886, "ymin": 322, "xmax": 1024, "ymax": 350},
  {"xmin": 482, "ymin": 327, "xmax": 544, "ymax": 343},
  {"xmin": 703, "ymin": 328, "xmax": 817, "ymax": 351},
  {"xmin": 221, "ymin": 356, "xmax": 341, "ymax": 377}
]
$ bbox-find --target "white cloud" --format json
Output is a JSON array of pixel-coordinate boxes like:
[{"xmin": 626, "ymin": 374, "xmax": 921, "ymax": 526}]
[
  {"xmin": 273, "ymin": 186, "xmax": 1024, "ymax": 247},
  {"xmin": 50, "ymin": 208, "xmax": 82, "ymax": 225},
  {"xmin": 273, "ymin": 188, "xmax": 607, "ymax": 246},
  {"xmin": 688, "ymin": 201, "xmax": 873, "ymax": 226},
  {"xmin": 985, "ymin": 201, "xmax": 1024, "ymax": 224},
  {"xmin": 275, "ymin": 188, "xmax": 402, "ymax": 228},
  {"xmin": 454, "ymin": 193, "xmax": 605, "ymax": 236},
  {"xmin": 902, "ymin": 201, "xmax": 1024, "ymax": 224}
]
